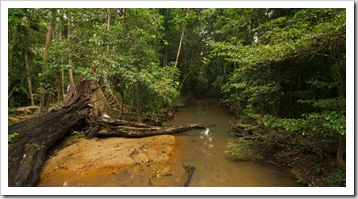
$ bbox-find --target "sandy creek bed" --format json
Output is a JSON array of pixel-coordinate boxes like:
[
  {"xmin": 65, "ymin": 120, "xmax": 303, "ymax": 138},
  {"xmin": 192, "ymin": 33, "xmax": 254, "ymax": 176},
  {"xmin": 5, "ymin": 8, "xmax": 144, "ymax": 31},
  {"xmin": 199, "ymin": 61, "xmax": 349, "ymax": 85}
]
[{"xmin": 37, "ymin": 135, "xmax": 190, "ymax": 187}]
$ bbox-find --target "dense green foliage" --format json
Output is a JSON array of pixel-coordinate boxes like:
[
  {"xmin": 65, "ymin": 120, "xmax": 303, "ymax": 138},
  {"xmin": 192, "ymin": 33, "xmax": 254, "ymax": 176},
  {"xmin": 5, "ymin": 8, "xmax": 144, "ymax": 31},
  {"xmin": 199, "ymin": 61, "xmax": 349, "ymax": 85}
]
[
  {"xmin": 8, "ymin": 8, "xmax": 346, "ymax": 186},
  {"xmin": 211, "ymin": 8, "xmax": 346, "ymax": 186},
  {"xmin": 9, "ymin": 8, "xmax": 181, "ymax": 113}
]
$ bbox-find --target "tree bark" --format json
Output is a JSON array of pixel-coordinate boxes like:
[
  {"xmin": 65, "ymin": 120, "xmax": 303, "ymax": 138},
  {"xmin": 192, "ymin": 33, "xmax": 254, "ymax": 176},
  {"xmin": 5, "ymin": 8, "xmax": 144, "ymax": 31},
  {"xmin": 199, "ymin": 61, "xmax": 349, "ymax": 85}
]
[
  {"xmin": 42, "ymin": 11, "xmax": 55, "ymax": 72},
  {"xmin": 67, "ymin": 13, "xmax": 75, "ymax": 88},
  {"xmin": 107, "ymin": 9, "xmax": 110, "ymax": 51},
  {"xmin": 96, "ymin": 123, "xmax": 207, "ymax": 138},
  {"xmin": 9, "ymin": 78, "xmax": 101, "ymax": 187},
  {"xmin": 40, "ymin": 10, "xmax": 55, "ymax": 113},
  {"xmin": 61, "ymin": 64, "xmax": 65, "ymax": 99},
  {"xmin": 8, "ymin": 95, "xmax": 90, "ymax": 186},
  {"xmin": 59, "ymin": 24, "xmax": 65, "ymax": 101},
  {"xmin": 174, "ymin": 8, "xmax": 189, "ymax": 68}
]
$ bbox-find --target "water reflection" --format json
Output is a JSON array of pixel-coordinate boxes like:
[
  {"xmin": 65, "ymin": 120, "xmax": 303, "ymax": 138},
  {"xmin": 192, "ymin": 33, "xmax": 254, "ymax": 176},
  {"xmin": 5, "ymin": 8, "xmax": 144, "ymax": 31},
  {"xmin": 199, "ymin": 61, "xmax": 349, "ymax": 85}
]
[
  {"xmin": 169, "ymin": 99, "xmax": 301, "ymax": 187},
  {"xmin": 199, "ymin": 128, "xmax": 214, "ymax": 149}
]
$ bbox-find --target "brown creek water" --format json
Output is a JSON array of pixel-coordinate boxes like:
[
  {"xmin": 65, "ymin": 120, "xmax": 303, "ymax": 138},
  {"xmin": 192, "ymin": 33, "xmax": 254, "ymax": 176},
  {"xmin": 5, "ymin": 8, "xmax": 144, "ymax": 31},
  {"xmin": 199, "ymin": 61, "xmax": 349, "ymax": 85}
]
[{"xmin": 167, "ymin": 98, "xmax": 301, "ymax": 187}]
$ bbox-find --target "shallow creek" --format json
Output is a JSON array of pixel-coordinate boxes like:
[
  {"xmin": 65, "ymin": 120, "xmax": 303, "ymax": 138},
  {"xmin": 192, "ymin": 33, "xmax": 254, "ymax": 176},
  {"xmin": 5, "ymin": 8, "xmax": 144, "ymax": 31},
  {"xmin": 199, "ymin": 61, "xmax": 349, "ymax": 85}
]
[
  {"xmin": 37, "ymin": 99, "xmax": 301, "ymax": 187},
  {"xmin": 167, "ymin": 99, "xmax": 301, "ymax": 187}
]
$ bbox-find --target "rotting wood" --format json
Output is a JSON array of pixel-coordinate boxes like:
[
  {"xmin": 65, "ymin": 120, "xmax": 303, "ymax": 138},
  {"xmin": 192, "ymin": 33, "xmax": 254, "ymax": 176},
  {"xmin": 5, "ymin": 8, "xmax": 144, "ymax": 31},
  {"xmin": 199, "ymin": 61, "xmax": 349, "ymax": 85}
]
[
  {"xmin": 8, "ymin": 95, "xmax": 90, "ymax": 187},
  {"xmin": 9, "ymin": 78, "xmax": 97, "ymax": 187}
]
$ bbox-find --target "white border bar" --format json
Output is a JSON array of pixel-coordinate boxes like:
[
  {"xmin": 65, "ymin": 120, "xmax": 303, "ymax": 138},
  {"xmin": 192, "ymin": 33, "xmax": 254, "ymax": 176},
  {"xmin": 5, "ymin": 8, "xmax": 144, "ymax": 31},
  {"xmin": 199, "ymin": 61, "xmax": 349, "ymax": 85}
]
[{"xmin": 1, "ymin": 0, "xmax": 354, "ymax": 196}]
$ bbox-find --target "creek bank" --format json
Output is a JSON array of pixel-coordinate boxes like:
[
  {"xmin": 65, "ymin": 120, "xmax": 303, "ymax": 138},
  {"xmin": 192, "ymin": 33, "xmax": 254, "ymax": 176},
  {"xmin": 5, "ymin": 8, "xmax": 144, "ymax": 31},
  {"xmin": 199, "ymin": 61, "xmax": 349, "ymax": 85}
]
[{"xmin": 228, "ymin": 118, "xmax": 342, "ymax": 187}]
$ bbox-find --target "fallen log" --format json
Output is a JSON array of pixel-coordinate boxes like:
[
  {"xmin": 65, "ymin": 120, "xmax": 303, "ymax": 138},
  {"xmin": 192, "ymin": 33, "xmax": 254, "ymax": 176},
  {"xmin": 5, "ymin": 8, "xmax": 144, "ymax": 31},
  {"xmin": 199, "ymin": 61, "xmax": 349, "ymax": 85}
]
[
  {"xmin": 8, "ymin": 95, "xmax": 90, "ymax": 187},
  {"xmin": 98, "ymin": 116, "xmax": 153, "ymax": 128},
  {"xmin": 8, "ymin": 78, "xmax": 101, "ymax": 187},
  {"xmin": 96, "ymin": 123, "xmax": 207, "ymax": 138}
]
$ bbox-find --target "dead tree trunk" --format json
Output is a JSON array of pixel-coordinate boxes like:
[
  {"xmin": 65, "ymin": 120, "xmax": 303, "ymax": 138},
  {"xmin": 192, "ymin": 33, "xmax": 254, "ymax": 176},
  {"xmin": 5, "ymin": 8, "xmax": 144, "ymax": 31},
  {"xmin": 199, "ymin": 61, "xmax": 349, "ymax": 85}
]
[
  {"xmin": 8, "ymin": 95, "xmax": 90, "ymax": 186},
  {"xmin": 9, "ymin": 78, "xmax": 100, "ymax": 187},
  {"xmin": 8, "ymin": 78, "xmax": 206, "ymax": 186}
]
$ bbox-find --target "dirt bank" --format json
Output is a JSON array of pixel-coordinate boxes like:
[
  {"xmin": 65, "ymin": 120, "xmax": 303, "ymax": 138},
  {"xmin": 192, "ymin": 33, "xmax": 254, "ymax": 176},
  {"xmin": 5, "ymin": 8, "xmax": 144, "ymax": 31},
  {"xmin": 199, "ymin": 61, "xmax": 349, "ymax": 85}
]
[{"xmin": 37, "ymin": 135, "xmax": 191, "ymax": 187}]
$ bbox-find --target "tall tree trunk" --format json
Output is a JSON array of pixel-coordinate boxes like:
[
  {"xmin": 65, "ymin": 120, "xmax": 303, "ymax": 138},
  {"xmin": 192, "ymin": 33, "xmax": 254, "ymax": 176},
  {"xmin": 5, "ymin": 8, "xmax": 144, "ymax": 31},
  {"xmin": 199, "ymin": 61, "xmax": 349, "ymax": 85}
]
[
  {"xmin": 40, "ymin": 10, "xmax": 55, "ymax": 113},
  {"xmin": 59, "ymin": 25, "xmax": 65, "ymax": 101},
  {"xmin": 174, "ymin": 8, "xmax": 189, "ymax": 68},
  {"xmin": 107, "ymin": 9, "xmax": 110, "ymax": 51},
  {"xmin": 67, "ymin": 13, "xmax": 74, "ymax": 88},
  {"xmin": 179, "ymin": 69, "xmax": 192, "ymax": 93},
  {"xmin": 162, "ymin": 8, "xmax": 169, "ymax": 67},
  {"xmin": 42, "ymin": 12, "xmax": 54, "ymax": 72},
  {"xmin": 61, "ymin": 61, "xmax": 65, "ymax": 98},
  {"xmin": 24, "ymin": 51, "xmax": 34, "ymax": 106}
]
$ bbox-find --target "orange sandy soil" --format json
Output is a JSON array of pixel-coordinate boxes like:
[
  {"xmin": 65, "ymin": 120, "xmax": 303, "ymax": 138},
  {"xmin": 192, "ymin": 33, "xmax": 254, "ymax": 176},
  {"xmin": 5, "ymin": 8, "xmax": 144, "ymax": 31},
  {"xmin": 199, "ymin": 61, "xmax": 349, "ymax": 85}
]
[{"xmin": 36, "ymin": 135, "xmax": 190, "ymax": 187}]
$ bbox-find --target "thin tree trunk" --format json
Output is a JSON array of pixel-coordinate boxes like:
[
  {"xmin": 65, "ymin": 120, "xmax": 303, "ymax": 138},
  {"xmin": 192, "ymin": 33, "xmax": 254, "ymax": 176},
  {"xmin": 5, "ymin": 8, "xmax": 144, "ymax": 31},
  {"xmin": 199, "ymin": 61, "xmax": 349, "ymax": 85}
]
[
  {"xmin": 59, "ymin": 25, "xmax": 65, "ymax": 100},
  {"xmin": 42, "ymin": 13, "xmax": 54, "ymax": 72},
  {"xmin": 107, "ymin": 9, "xmax": 110, "ymax": 51},
  {"xmin": 61, "ymin": 63, "xmax": 65, "ymax": 98},
  {"xmin": 174, "ymin": 8, "xmax": 189, "ymax": 68},
  {"xmin": 40, "ymin": 10, "xmax": 55, "ymax": 113},
  {"xmin": 179, "ymin": 69, "xmax": 192, "ymax": 93},
  {"xmin": 162, "ymin": 8, "xmax": 169, "ymax": 67},
  {"xmin": 24, "ymin": 51, "xmax": 34, "ymax": 106},
  {"xmin": 67, "ymin": 13, "xmax": 74, "ymax": 88}
]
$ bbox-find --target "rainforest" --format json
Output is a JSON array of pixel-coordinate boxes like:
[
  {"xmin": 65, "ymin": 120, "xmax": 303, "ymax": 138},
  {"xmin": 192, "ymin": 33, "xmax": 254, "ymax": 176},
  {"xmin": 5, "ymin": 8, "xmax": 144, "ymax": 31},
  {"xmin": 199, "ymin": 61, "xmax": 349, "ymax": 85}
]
[{"xmin": 7, "ymin": 8, "xmax": 346, "ymax": 188}]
